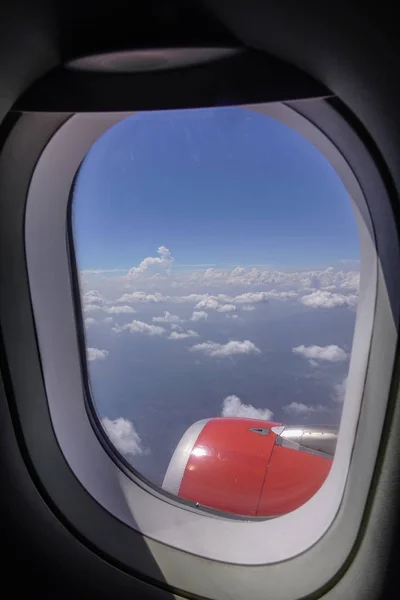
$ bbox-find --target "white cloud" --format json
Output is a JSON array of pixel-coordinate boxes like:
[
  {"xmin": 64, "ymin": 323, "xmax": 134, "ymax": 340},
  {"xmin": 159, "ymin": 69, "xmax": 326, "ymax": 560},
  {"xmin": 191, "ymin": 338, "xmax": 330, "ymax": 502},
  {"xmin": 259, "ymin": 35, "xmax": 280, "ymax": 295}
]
[
  {"xmin": 190, "ymin": 340, "xmax": 261, "ymax": 358},
  {"xmin": 175, "ymin": 293, "xmax": 211, "ymax": 304},
  {"xmin": 157, "ymin": 246, "xmax": 171, "ymax": 258},
  {"xmin": 217, "ymin": 304, "xmax": 236, "ymax": 313},
  {"xmin": 103, "ymin": 305, "xmax": 136, "ymax": 314},
  {"xmin": 226, "ymin": 314, "xmax": 239, "ymax": 320},
  {"xmin": 192, "ymin": 292, "xmax": 270, "ymax": 311},
  {"xmin": 114, "ymin": 320, "xmax": 165, "ymax": 336},
  {"xmin": 83, "ymin": 290, "xmax": 105, "ymax": 305},
  {"xmin": 292, "ymin": 344, "xmax": 348, "ymax": 362},
  {"xmin": 267, "ymin": 290, "xmax": 299, "ymax": 300},
  {"xmin": 152, "ymin": 311, "xmax": 183, "ymax": 324},
  {"xmin": 168, "ymin": 329, "xmax": 199, "ymax": 340},
  {"xmin": 339, "ymin": 272, "xmax": 360, "ymax": 290},
  {"xmin": 282, "ymin": 402, "xmax": 328, "ymax": 415},
  {"xmin": 301, "ymin": 290, "xmax": 358, "ymax": 309},
  {"xmin": 194, "ymin": 297, "xmax": 221, "ymax": 310},
  {"xmin": 104, "ymin": 316, "xmax": 113, "ymax": 324},
  {"xmin": 334, "ymin": 376, "xmax": 348, "ymax": 403},
  {"xmin": 118, "ymin": 291, "xmax": 169, "ymax": 303},
  {"xmin": 84, "ymin": 303, "xmax": 103, "ymax": 313},
  {"xmin": 101, "ymin": 417, "xmax": 144, "ymax": 456},
  {"xmin": 231, "ymin": 292, "xmax": 270, "ymax": 304},
  {"xmin": 84, "ymin": 317, "xmax": 96, "ymax": 326},
  {"xmin": 191, "ymin": 311, "xmax": 208, "ymax": 321},
  {"xmin": 241, "ymin": 305, "xmax": 256, "ymax": 312},
  {"xmin": 221, "ymin": 395, "xmax": 274, "ymax": 420},
  {"xmin": 127, "ymin": 246, "xmax": 173, "ymax": 278},
  {"xmin": 87, "ymin": 347, "xmax": 109, "ymax": 361}
]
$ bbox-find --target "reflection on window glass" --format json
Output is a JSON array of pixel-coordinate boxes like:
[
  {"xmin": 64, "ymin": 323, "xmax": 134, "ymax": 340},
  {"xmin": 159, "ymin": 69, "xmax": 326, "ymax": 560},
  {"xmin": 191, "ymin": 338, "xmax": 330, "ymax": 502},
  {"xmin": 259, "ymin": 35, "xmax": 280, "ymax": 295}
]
[{"xmin": 72, "ymin": 107, "xmax": 360, "ymax": 517}]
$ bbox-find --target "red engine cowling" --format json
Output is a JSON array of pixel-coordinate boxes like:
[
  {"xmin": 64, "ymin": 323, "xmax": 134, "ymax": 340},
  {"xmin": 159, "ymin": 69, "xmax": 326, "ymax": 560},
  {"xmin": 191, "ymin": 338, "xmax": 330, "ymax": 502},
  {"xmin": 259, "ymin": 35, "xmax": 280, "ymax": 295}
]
[{"xmin": 162, "ymin": 418, "xmax": 336, "ymax": 517}]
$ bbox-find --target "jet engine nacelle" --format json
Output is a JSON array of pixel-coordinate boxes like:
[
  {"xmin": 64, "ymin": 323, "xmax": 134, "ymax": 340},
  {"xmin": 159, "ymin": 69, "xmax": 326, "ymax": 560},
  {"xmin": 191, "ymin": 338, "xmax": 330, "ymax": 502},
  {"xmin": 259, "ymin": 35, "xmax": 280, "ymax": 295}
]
[{"xmin": 162, "ymin": 418, "xmax": 336, "ymax": 517}]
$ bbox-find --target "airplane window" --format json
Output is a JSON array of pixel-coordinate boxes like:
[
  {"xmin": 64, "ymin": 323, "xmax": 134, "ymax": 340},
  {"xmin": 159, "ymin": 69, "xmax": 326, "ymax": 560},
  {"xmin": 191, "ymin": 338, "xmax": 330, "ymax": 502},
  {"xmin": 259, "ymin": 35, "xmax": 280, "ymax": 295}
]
[{"xmin": 71, "ymin": 107, "xmax": 360, "ymax": 518}]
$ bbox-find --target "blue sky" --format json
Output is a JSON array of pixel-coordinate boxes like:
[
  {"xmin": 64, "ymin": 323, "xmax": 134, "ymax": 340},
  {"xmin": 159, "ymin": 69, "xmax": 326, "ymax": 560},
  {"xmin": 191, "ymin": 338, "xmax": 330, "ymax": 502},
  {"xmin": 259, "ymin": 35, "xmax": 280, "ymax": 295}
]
[{"xmin": 72, "ymin": 107, "xmax": 359, "ymax": 271}]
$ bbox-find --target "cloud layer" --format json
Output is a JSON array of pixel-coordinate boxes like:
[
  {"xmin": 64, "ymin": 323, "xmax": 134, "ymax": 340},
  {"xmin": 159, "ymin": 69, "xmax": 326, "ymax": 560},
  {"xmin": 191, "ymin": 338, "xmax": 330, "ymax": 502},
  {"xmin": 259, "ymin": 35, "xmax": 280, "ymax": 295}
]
[
  {"xmin": 184, "ymin": 263, "xmax": 359, "ymax": 292},
  {"xmin": 82, "ymin": 249, "xmax": 354, "ymax": 432},
  {"xmin": 82, "ymin": 249, "xmax": 360, "ymax": 325}
]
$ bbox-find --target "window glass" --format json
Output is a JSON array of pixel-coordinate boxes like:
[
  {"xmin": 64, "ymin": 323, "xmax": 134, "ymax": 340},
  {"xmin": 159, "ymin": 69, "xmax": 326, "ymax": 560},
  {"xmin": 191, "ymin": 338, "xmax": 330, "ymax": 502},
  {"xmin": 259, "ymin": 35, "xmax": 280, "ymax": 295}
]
[{"xmin": 71, "ymin": 107, "xmax": 360, "ymax": 517}]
